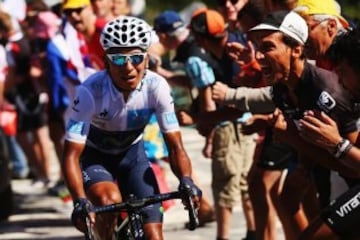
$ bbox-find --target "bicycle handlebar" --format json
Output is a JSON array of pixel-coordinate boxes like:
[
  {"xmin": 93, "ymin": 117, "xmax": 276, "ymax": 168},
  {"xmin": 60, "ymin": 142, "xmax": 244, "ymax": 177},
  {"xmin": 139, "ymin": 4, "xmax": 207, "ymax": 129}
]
[{"xmin": 92, "ymin": 190, "xmax": 199, "ymax": 231}]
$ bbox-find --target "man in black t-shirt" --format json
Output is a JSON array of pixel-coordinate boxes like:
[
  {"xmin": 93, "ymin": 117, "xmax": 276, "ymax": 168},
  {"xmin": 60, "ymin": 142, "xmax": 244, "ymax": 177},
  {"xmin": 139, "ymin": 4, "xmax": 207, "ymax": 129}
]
[
  {"xmin": 247, "ymin": 10, "xmax": 359, "ymax": 240},
  {"xmin": 297, "ymin": 27, "xmax": 360, "ymax": 240}
]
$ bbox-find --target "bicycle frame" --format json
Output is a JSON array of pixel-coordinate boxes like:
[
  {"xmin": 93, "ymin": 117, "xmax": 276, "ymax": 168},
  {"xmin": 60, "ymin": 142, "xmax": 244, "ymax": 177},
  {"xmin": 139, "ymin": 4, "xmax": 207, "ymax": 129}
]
[{"xmin": 84, "ymin": 191, "xmax": 198, "ymax": 240}]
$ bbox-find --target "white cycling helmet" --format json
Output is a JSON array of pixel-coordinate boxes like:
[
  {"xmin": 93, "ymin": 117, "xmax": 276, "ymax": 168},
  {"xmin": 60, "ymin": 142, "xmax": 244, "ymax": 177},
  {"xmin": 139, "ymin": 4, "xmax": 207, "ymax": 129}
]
[{"xmin": 100, "ymin": 16, "xmax": 152, "ymax": 51}]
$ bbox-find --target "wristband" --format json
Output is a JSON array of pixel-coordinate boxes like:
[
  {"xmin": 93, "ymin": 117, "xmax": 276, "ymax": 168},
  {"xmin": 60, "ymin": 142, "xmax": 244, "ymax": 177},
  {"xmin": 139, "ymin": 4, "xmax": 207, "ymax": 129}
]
[
  {"xmin": 339, "ymin": 141, "xmax": 353, "ymax": 159},
  {"xmin": 241, "ymin": 59, "xmax": 261, "ymax": 77},
  {"xmin": 333, "ymin": 138, "xmax": 352, "ymax": 159}
]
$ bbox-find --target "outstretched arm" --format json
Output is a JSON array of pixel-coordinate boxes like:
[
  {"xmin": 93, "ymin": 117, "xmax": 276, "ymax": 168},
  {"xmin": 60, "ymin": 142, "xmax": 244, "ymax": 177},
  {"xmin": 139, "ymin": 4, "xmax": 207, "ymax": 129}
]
[{"xmin": 212, "ymin": 81, "xmax": 275, "ymax": 113}]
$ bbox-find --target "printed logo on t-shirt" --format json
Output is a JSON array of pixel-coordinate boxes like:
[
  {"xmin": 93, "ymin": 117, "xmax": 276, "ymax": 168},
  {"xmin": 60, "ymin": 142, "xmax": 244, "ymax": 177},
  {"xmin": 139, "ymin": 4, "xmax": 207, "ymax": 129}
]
[
  {"xmin": 317, "ymin": 91, "xmax": 336, "ymax": 112},
  {"xmin": 72, "ymin": 97, "xmax": 80, "ymax": 112}
]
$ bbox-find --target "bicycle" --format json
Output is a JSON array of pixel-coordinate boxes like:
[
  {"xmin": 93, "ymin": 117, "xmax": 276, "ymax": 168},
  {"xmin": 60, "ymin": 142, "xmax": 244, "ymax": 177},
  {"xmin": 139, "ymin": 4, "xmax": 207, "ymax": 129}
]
[{"xmin": 84, "ymin": 190, "xmax": 199, "ymax": 240}]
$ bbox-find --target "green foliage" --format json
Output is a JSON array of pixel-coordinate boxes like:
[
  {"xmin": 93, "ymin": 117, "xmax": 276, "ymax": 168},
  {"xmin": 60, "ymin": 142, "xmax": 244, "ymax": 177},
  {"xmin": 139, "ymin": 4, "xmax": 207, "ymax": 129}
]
[
  {"xmin": 144, "ymin": 0, "xmax": 216, "ymax": 23},
  {"xmin": 337, "ymin": 0, "xmax": 360, "ymax": 20},
  {"xmin": 145, "ymin": 0, "xmax": 360, "ymax": 24}
]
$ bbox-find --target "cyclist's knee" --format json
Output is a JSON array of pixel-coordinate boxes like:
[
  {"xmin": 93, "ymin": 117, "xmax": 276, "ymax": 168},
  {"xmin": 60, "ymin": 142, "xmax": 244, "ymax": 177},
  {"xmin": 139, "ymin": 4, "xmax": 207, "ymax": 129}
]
[
  {"xmin": 88, "ymin": 183, "xmax": 121, "ymax": 206},
  {"xmin": 98, "ymin": 192, "xmax": 121, "ymax": 206},
  {"xmin": 143, "ymin": 223, "xmax": 163, "ymax": 240}
]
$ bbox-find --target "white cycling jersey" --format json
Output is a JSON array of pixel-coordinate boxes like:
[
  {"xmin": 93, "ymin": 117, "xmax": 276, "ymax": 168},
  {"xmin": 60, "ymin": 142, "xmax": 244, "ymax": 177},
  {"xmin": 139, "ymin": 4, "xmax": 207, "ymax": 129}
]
[{"xmin": 65, "ymin": 70, "xmax": 179, "ymax": 154}]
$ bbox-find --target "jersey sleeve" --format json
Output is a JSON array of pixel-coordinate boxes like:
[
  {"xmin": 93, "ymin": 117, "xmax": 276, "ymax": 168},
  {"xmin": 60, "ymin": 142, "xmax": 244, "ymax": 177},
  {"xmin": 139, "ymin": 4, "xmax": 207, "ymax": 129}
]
[
  {"xmin": 185, "ymin": 56, "xmax": 215, "ymax": 89},
  {"xmin": 65, "ymin": 85, "xmax": 95, "ymax": 143},
  {"xmin": 153, "ymin": 78, "xmax": 180, "ymax": 133}
]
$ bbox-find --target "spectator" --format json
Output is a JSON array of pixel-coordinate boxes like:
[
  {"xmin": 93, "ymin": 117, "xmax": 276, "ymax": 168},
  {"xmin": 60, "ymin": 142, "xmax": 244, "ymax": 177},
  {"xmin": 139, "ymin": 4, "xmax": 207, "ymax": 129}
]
[
  {"xmin": 293, "ymin": 0, "xmax": 354, "ymax": 210},
  {"xmin": 91, "ymin": 0, "xmax": 114, "ymax": 22},
  {"xmin": 153, "ymin": 10, "xmax": 217, "ymax": 227},
  {"xmin": 112, "ymin": 0, "xmax": 130, "ymax": 17},
  {"xmin": 62, "ymin": 0, "xmax": 107, "ymax": 69},
  {"xmin": 0, "ymin": 40, "xmax": 29, "ymax": 180},
  {"xmin": 298, "ymin": 28, "xmax": 360, "ymax": 239},
  {"xmin": 189, "ymin": 8, "xmax": 259, "ymax": 240},
  {"xmin": 247, "ymin": 10, "xmax": 359, "ymax": 239},
  {"xmin": 0, "ymin": 9, "xmax": 55, "ymax": 188},
  {"xmin": 216, "ymin": 0, "xmax": 249, "ymax": 32},
  {"xmin": 294, "ymin": 0, "xmax": 350, "ymax": 69},
  {"xmin": 44, "ymin": 10, "xmax": 96, "ymax": 196}
]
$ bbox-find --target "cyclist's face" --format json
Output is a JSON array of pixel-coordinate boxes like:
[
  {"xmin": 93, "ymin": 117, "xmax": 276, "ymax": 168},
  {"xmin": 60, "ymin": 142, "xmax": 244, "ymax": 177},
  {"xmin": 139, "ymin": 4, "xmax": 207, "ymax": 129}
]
[{"xmin": 106, "ymin": 47, "xmax": 148, "ymax": 93}]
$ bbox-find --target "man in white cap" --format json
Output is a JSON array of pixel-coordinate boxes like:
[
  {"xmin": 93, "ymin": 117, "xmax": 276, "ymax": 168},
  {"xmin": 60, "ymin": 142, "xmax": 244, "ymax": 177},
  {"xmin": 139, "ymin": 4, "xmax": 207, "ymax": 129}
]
[{"xmin": 238, "ymin": 10, "xmax": 358, "ymax": 240}]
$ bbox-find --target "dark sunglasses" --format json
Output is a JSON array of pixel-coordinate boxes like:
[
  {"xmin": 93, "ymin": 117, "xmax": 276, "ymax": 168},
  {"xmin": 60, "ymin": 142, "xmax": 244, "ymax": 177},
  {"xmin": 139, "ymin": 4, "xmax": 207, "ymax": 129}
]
[
  {"xmin": 63, "ymin": 7, "xmax": 85, "ymax": 17},
  {"xmin": 107, "ymin": 53, "xmax": 146, "ymax": 66},
  {"xmin": 216, "ymin": 0, "xmax": 239, "ymax": 6}
]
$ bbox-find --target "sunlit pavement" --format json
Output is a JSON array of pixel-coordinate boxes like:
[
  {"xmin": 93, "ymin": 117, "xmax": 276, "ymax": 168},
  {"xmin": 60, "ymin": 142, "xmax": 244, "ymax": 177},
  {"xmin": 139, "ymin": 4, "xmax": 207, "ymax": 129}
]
[{"xmin": 0, "ymin": 127, "xmax": 290, "ymax": 239}]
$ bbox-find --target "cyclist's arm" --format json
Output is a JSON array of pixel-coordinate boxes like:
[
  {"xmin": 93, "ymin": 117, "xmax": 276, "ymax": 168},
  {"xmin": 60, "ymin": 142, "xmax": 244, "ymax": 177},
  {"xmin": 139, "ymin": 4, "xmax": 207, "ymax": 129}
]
[
  {"xmin": 62, "ymin": 140, "xmax": 87, "ymax": 199},
  {"xmin": 163, "ymin": 131, "xmax": 192, "ymax": 179},
  {"xmin": 153, "ymin": 76, "xmax": 192, "ymax": 179},
  {"xmin": 62, "ymin": 84, "xmax": 94, "ymax": 199}
]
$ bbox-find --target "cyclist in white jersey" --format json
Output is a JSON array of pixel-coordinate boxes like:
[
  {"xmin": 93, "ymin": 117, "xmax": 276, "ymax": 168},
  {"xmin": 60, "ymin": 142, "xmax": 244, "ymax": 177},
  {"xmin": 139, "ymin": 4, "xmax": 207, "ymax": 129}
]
[{"xmin": 62, "ymin": 16, "xmax": 202, "ymax": 240}]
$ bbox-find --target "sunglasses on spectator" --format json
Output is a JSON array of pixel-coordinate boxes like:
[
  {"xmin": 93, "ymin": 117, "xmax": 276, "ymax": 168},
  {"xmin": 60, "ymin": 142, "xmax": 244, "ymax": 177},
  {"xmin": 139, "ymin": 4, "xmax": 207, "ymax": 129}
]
[
  {"xmin": 107, "ymin": 53, "xmax": 146, "ymax": 66},
  {"xmin": 63, "ymin": 7, "xmax": 85, "ymax": 17},
  {"xmin": 216, "ymin": 0, "xmax": 239, "ymax": 6}
]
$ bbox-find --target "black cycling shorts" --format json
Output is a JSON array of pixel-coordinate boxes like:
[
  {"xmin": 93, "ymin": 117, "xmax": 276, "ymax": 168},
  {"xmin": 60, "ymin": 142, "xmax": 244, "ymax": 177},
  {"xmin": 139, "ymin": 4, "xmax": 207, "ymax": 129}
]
[
  {"xmin": 321, "ymin": 184, "xmax": 360, "ymax": 238},
  {"xmin": 256, "ymin": 128, "xmax": 297, "ymax": 170},
  {"xmin": 80, "ymin": 140, "xmax": 163, "ymax": 224}
]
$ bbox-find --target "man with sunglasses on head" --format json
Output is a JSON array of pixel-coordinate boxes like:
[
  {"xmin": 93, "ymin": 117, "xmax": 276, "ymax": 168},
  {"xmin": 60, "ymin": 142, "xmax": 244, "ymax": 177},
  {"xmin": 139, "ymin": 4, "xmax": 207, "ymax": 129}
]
[
  {"xmin": 292, "ymin": 0, "xmax": 358, "ymax": 212},
  {"xmin": 62, "ymin": 16, "xmax": 202, "ymax": 240},
  {"xmin": 297, "ymin": 27, "xmax": 360, "ymax": 240},
  {"xmin": 293, "ymin": 0, "xmax": 351, "ymax": 70},
  {"xmin": 62, "ymin": 0, "xmax": 107, "ymax": 69}
]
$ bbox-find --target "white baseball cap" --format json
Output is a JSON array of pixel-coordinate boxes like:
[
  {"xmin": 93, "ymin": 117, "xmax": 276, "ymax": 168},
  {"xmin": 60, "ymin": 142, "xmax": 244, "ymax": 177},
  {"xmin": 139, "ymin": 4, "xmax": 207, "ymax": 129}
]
[{"xmin": 249, "ymin": 10, "xmax": 308, "ymax": 45}]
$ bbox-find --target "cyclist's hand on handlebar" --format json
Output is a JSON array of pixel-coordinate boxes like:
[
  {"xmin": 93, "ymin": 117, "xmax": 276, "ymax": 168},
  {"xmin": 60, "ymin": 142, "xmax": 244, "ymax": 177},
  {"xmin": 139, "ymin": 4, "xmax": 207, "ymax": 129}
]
[
  {"xmin": 178, "ymin": 176, "xmax": 202, "ymax": 209},
  {"xmin": 71, "ymin": 198, "xmax": 95, "ymax": 233}
]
